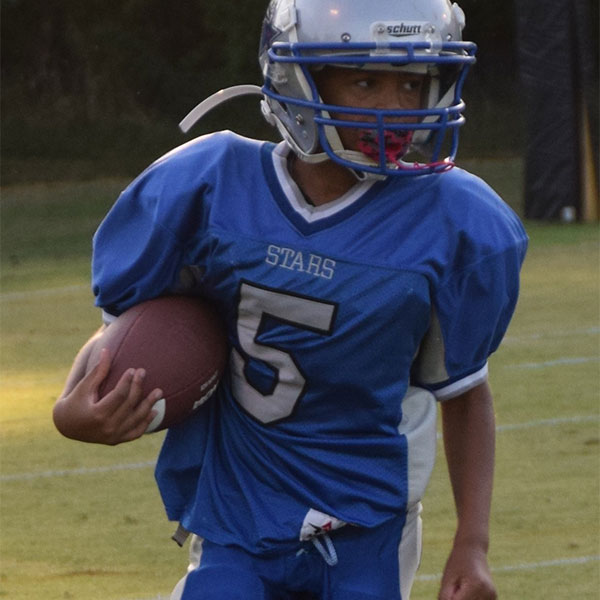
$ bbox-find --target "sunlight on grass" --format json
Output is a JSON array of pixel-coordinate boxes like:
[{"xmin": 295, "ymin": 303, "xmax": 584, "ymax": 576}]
[{"xmin": 0, "ymin": 370, "xmax": 64, "ymax": 428}]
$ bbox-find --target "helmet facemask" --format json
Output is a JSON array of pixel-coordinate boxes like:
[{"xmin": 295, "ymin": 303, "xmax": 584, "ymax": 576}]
[{"xmin": 261, "ymin": 43, "xmax": 475, "ymax": 177}]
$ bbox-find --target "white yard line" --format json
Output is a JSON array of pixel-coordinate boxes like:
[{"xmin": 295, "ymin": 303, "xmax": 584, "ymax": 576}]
[
  {"xmin": 0, "ymin": 461, "xmax": 156, "ymax": 482},
  {"xmin": 503, "ymin": 326, "xmax": 599, "ymax": 343},
  {"xmin": 0, "ymin": 284, "xmax": 90, "ymax": 302},
  {"xmin": 496, "ymin": 414, "xmax": 599, "ymax": 432},
  {"xmin": 505, "ymin": 356, "xmax": 599, "ymax": 369},
  {"xmin": 415, "ymin": 554, "xmax": 600, "ymax": 582}
]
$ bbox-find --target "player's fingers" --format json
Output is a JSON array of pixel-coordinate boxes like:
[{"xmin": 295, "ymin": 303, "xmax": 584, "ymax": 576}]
[
  {"xmin": 438, "ymin": 573, "xmax": 462, "ymax": 600},
  {"xmin": 115, "ymin": 367, "xmax": 148, "ymax": 411},
  {"xmin": 67, "ymin": 348, "xmax": 111, "ymax": 407},
  {"xmin": 97, "ymin": 367, "xmax": 141, "ymax": 417},
  {"xmin": 83, "ymin": 347, "xmax": 111, "ymax": 391},
  {"xmin": 132, "ymin": 393, "xmax": 164, "ymax": 438},
  {"xmin": 128, "ymin": 367, "xmax": 147, "ymax": 403},
  {"xmin": 136, "ymin": 388, "xmax": 164, "ymax": 425},
  {"xmin": 123, "ymin": 384, "xmax": 162, "ymax": 423},
  {"xmin": 441, "ymin": 580, "xmax": 496, "ymax": 600},
  {"xmin": 438, "ymin": 582, "xmax": 457, "ymax": 600},
  {"xmin": 95, "ymin": 375, "xmax": 157, "ymax": 443},
  {"xmin": 117, "ymin": 388, "xmax": 164, "ymax": 442}
]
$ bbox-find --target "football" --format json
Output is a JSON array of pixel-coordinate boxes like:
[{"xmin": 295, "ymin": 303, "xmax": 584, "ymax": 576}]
[{"xmin": 88, "ymin": 295, "xmax": 228, "ymax": 433}]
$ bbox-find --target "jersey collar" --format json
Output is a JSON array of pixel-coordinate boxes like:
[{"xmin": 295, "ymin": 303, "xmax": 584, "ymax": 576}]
[{"xmin": 264, "ymin": 142, "xmax": 383, "ymax": 232}]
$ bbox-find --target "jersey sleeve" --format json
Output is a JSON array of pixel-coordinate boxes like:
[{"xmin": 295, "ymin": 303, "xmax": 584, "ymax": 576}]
[
  {"xmin": 92, "ymin": 156, "xmax": 209, "ymax": 318},
  {"xmin": 412, "ymin": 189, "xmax": 528, "ymax": 400}
]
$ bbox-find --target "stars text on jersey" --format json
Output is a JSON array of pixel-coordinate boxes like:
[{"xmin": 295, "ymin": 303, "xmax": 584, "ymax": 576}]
[{"xmin": 266, "ymin": 244, "xmax": 336, "ymax": 280}]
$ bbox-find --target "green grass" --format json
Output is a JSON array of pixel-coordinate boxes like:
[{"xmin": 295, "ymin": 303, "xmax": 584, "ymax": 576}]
[
  {"xmin": 0, "ymin": 179, "xmax": 124, "ymax": 292},
  {"xmin": 1, "ymin": 169, "xmax": 599, "ymax": 599}
]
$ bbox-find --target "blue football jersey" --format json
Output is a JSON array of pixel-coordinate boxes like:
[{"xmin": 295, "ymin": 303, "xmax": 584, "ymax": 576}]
[{"xmin": 92, "ymin": 132, "xmax": 527, "ymax": 554}]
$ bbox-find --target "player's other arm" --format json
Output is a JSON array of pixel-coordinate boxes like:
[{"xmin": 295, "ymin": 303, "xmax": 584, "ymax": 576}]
[
  {"xmin": 53, "ymin": 328, "xmax": 163, "ymax": 445},
  {"xmin": 438, "ymin": 381, "xmax": 497, "ymax": 600}
]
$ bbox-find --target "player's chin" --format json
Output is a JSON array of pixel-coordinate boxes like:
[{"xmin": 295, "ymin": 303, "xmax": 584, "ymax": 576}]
[{"xmin": 335, "ymin": 129, "xmax": 364, "ymax": 154}]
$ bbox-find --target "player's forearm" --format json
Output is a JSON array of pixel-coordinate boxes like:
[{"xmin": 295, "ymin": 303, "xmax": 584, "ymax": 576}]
[
  {"xmin": 53, "ymin": 328, "xmax": 106, "ymax": 438},
  {"xmin": 441, "ymin": 381, "xmax": 495, "ymax": 550}
]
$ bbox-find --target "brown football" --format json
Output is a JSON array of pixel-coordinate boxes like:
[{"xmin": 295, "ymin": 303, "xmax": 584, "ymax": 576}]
[{"xmin": 88, "ymin": 295, "xmax": 227, "ymax": 432}]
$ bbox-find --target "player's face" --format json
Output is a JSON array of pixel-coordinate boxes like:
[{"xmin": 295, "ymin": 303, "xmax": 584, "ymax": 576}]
[{"xmin": 313, "ymin": 67, "xmax": 426, "ymax": 153}]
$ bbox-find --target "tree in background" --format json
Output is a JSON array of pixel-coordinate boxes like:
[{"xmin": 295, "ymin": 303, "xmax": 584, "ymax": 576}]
[
  {"xmin": 2, "ymin": 0, "xmax": 522, "ymax": 179},
  {"xmin": 2, "ymin": 0, "xmax": 265, "ymax": 120},
  {"xmin": 1, "ymin": 0, "xmax": 267, "ymax": 172}
]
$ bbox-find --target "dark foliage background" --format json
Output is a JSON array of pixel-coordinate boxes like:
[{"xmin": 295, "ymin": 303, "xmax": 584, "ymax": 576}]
[{"xmin": 1, "ymin": 0, "xmax": 596, "ymax": 183}]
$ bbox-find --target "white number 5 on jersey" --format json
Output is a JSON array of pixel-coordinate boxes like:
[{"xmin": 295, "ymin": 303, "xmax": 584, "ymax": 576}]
[{"xmin": 230, "ymin": 281, "xmax": 336, "ymax": 424}]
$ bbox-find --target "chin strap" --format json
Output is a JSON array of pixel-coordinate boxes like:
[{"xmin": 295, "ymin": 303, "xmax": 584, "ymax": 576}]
[{"xmin": 179, "ymin": 85, "xmax": 263, "ymax": 133}]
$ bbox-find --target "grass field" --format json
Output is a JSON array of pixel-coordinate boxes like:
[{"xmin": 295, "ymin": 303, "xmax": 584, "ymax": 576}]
[{"xmin": 1, "ymin": 161, "xmax": 599, "ymax": 599}]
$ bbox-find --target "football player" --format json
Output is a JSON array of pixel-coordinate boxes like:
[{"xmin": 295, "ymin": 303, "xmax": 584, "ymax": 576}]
[{"xmin": 53, "ymin": 1, "xmax": 528, "ymax": 598}]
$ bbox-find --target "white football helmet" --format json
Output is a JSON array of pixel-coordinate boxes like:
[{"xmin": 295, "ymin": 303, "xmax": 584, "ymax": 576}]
[{"xmin": 180, "ymin": 0, "xmax": 476, "ymax": 178}]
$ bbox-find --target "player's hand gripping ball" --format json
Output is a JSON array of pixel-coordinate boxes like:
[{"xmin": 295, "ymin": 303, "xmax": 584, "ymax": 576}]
[{"xmin": 89, "ymin": 296, "xmax": 227, "ymax": 432}]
